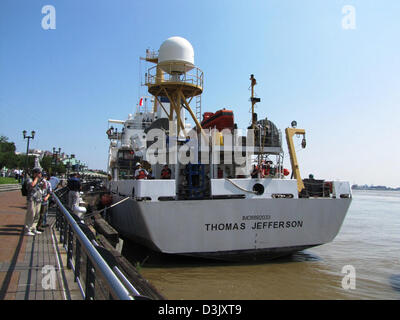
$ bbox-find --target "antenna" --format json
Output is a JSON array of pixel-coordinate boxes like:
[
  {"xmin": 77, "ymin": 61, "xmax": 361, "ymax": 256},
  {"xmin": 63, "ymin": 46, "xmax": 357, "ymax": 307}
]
[{"xmin": 145, "ymin": 36, "xmax": 204, "ymax": 137}]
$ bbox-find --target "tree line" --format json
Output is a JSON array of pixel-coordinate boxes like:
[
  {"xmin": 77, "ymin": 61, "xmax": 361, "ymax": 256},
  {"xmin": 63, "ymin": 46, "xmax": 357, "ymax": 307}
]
[{"xmin": 0, "ymin": 135, "xmax": 66, "ymax": 174}]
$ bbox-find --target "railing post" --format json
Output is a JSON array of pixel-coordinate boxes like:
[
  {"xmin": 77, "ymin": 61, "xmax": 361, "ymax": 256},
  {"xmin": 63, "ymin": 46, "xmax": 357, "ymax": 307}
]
[
  {"xmin": 67, "ymin": 225, "xmax": 73, "ymax": 269},
  {"xmin": 55, "ymin": 206, "xmax": 59, "ymax": 230},
  {"xmin": 85, "ymin": 259, "xmax": 96, "ymax": 300},
  {"xmin": 59, "ymin": 214, "xmax": 64, "ymax": 244},
  {"xmin": 63, "ymin": 219, "xmax": 68, "ymax": 246},
  {"xmin": 74, "ymin": 241, "xmax": 81, "ymax": 282}
]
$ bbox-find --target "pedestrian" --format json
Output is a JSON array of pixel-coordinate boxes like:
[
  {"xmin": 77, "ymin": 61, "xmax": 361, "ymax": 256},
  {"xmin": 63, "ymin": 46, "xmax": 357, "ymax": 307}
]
[
  {"xmin": 147, "ymin": 168, "xmax": 155, "ymax": 179},
  {"xmin": 161, "ymin": 165, "xmax": 171, "ymax": 179},
  {"xmin": 67, "ymin": 173, "xmax": 81, "ymax": 210},
  {"xmin": 49, "ymin": 174, "xmax": 61, "ymax": 191},
  {"xmin": 134, "ymin": 163, "xmax": 148, "ymax": 180},
  {"xmin": 217, "ymin": 167, "xmax": 223, "ymax": 179},
  {"xmin": 37, "ymin": 172, "xmax": 52, "ymax": 231},
  {"xmin": 24, "ymin": 167, "xmax": 43, "ymax": 236},
  {"xmin": 251, "ymin": 165, "xmax": 259, "ymax": 179},
  {"xmin": 263, "ymin": 161, "xmax": 271, "ymax": 177}
]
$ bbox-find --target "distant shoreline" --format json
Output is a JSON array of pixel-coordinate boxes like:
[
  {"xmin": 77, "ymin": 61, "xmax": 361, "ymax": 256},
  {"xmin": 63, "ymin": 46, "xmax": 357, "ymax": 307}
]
[{"xmin": 352, "ymin": 185, "xmax": 400, "ymax": 191}]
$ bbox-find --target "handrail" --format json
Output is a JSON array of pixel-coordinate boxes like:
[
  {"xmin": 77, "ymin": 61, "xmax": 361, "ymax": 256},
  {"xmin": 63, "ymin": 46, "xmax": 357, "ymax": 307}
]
[
  {"xmin": 52, "ymin": 191, "xmax": 135, "ymax": 300},
  {"xmin": 145, "ymin": 64, "xmax": 204, "ymax": 89},
  {"xmin": 0, "ymin": 184, "xmax": 21, "ymax": 192}
]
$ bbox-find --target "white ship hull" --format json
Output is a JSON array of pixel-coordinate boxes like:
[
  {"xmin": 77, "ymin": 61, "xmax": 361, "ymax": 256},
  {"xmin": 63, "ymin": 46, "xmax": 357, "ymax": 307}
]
[
  {"xmin": 103, "ymin": 38, "xmax": 354, "ymax": 261},
  {"xmin": 109, "ymin": 195, "xmax": 351, "ymax": 260}
]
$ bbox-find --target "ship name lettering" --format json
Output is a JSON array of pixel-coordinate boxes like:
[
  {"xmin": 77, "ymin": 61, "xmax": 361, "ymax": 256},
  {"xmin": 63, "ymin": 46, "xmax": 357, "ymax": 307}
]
[
  {"xmin": 205, "ymin": 223, "xmax": 246, "ymax": 231},
  {"xmin": 251, "ymin": 220, "xmax": 303, "ymax": 230}
]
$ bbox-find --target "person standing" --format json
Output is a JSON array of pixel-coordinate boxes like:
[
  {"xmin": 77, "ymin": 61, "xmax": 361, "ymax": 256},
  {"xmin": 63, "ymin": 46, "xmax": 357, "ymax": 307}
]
[
  {"xmin": 134, "ymin": 163, "xmax": 148, "ymax": 180},
  {"xmin": 161, "ymin": 165, "xmax": 171, "ymax": 179},
  {"xmin": 37, "ymin": 172, "xmax": 52, "ymax": 231},
  {"xmin": 67, "ymin": 173, "xmax": 81, "ymax": 210},
  {"xmin": 250, "ymin": 165, "xmax": 259, "ymax": 179},
  {"xmin": 49, "ymin": 174, "xmax": 60, "ymax": 191},
  {"xmin": 24, "ymin": 167, "xmax": 43, "ymax": 236}
]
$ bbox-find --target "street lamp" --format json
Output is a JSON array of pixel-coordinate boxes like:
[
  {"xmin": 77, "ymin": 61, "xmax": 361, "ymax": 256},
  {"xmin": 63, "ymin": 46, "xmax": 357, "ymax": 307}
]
[
  {"xmin": 23, "ymin": 130, "xmax": 35, "ymax": 175},
  {"xmin": 66, "ymin": 154, "xmax": 75, "ymax": 177},
  {"xmin": 52, "ymin": 147, "xmax": 61, "ymax": 163},
  {"xmin": 52, "ymin": 147, "xmax": 62, "ymax": 175}
]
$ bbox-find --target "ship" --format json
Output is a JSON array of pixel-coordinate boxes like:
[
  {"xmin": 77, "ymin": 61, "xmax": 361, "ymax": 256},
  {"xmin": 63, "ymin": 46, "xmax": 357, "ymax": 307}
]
[{"xmin": 105, "ymin": 36, "xmax": 352, "ymax": 261}]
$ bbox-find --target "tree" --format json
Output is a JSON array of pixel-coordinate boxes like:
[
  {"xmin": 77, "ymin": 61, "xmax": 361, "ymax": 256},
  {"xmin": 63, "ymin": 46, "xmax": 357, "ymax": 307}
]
[
  {"xmin": 0, "ymin": 135, "xmax": 36, "ymax": 170},
  {"xmin": 0, "ymin": 136, "xmax": 18, "ymax": 168},
  {"xmin": 0, "ymin": 135, "xmax": 66, "ymax": 175},
  {"xmin": 39, "ymin": 155, "xmax": 66, "ymax": 175},
  {"xmin": 0, "ymin": 136, "xmax": 16, "ymax": 153}
]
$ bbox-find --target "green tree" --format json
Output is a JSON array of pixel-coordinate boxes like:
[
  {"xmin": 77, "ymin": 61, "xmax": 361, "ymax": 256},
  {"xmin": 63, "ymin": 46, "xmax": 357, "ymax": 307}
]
[
  {"xmin": 0, "ymin": 136, "xmax": 16, "ymax": 153},
  {"xmin": 39, "ymin": 155, "xmax": 66, "ymax": 175},
  {"xmin": 0, "ymin": 136, "xmax": 18, "ymax": 168}
]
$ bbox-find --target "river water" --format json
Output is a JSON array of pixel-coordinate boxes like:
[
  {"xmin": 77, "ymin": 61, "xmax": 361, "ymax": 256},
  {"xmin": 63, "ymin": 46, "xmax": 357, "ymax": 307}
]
[{"xmin": 139, "ymin": 190, "xmax": 400, "ymax": 299}]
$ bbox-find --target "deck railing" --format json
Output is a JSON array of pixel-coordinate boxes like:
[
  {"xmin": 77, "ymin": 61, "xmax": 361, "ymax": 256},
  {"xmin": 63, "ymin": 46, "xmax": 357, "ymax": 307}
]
[
  {"xmin": 52, "ymin": 189, "xmax": 148, "ymax": 300},
  {"xmin": 145, "ymin": 63, "xmax": 204, "ymax": 89}
]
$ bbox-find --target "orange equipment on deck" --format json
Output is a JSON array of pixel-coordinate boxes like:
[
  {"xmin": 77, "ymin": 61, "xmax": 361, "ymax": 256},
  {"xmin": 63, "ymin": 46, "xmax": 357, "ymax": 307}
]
[{"xmin": 201, "ymin": 108, "xmax": 234, "ymax": 131}]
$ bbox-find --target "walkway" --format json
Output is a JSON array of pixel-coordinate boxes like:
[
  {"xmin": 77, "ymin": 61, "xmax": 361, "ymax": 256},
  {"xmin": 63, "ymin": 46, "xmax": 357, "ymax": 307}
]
[{"xmin": 0, "ymin": 190, "xmax": 81, "ymax": 300}]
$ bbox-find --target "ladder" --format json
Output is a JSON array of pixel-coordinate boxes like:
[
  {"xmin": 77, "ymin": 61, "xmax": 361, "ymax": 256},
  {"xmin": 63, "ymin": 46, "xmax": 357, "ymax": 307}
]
[{"xmin": 195, "ymin": 95, "xmax": 202, "ymax": 123}]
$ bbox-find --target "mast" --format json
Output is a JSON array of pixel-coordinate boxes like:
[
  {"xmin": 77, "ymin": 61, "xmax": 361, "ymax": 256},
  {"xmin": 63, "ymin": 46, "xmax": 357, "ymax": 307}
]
[
  {"xmin": 250, "ymin": 74, "xmax": 262, "ymax": 173},
  {"xmin": 250, "ymin": 74, "xmax": 260, "ymax": 130}
]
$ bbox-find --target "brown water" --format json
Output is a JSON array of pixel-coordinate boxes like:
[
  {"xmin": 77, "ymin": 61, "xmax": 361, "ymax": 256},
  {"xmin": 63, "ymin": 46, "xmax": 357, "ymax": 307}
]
[{"xmin": 139, "ymin": 190, "xmax": 400, "ymax": 299}]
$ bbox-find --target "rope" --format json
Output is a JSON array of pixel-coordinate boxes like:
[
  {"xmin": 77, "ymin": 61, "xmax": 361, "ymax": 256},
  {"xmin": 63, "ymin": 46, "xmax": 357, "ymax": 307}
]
[
  {"xmin": 84, "ymin": 196, "xmax": 130, "ymax": 219},
  {"xmin": 225, "ymin": 178, "xmax": 257, "ymax": 194}
]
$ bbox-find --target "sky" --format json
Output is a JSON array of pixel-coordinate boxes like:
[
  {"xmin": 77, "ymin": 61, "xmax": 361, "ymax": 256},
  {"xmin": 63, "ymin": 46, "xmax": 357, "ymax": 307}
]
[{"xmin": 0, "ymin": 0, "xmax": 399, "ymax": 187}]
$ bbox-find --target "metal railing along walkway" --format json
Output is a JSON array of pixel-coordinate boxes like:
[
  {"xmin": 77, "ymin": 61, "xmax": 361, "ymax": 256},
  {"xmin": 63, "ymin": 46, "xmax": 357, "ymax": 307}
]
[
  {"xmin": 0, "ymin": 184, "xmax": 21, "ymax": 192},
  {"xmin": 52, "ymin": 190, "xmax": 149, "ymax": 300}
]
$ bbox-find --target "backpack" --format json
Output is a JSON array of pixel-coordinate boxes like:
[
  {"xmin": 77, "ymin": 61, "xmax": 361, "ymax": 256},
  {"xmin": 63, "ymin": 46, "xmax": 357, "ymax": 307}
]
[{"xmin": 21, "ymin": 180, "xmax": 28, "ymax": 196}]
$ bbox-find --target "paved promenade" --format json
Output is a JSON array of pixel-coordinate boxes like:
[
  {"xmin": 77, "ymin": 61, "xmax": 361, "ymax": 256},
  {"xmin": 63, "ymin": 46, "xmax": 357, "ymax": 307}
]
[{"xmin": 0, "ymin": 190, "xmax": 80, "ymax": 300}]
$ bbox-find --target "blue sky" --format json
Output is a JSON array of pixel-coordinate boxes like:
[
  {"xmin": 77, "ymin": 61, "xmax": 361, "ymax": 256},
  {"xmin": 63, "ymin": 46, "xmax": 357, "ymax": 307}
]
[{"xmin": 1, "ymin": 0, "xmax": 399, "ymax": 186}]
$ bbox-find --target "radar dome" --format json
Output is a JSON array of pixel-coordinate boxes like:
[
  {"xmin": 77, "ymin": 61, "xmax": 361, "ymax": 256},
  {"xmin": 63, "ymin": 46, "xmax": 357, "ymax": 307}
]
[{"xmin": 158, "ymin": 36, "xmax": 194, "ymax": 74}]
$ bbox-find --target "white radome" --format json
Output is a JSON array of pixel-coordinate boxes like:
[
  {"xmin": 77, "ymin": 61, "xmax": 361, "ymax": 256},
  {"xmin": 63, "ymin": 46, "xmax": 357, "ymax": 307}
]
[{"xmin": 158, "ymin": 36, "xmax": 195, "ymax": 74}]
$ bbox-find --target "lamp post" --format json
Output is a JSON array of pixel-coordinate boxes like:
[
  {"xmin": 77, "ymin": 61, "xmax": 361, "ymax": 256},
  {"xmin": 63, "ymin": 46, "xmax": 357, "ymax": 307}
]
[
  {"xmin": 23, "ymin": 130, "xmax": 35, "ymax": 175},
  {"xmin": 52, "ymin": 147, "xmax": 61, "ymax": 175},
  {"xmin": 66, "ymin": 154, "xmax": 75, "ymax": 177}
]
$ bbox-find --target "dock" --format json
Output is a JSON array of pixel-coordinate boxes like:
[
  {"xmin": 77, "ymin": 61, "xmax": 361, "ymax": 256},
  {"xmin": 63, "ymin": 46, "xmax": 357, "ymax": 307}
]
[
  {"xmin": 0, "ymin": 190, "xmax": 81, "ymax": 299},
  {"xmin": 0, "ymin": 189, "xmax": 164, "ymax": 300}
]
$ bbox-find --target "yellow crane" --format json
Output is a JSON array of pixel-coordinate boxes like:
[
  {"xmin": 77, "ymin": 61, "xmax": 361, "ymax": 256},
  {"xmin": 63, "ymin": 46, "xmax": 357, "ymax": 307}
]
[{"xmin": 285, "ymin": 122, "xmax": 306, "ymax": 193}]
